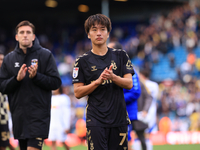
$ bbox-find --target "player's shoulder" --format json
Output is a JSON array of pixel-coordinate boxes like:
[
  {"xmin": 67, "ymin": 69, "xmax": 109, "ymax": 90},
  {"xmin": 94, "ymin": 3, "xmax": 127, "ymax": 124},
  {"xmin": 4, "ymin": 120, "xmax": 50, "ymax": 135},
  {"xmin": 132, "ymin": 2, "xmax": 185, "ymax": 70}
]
[
  {"xmin": 110, "ymin": 48, "xmax": 130, "ymax": 58},
  {"xmin": 4, "ymin": 50, "xmax": 16, "ymax": 60},
  {"xmin": 38, "ymin": 47, "xmax": 51, "ymax": 55},
  {"xmin": 110, "ymin": 47, "xmax": 127, "ymax": 54},
  {"xmin": 75, "ymin": 51, "xmax": 91, "ymax": 62}
]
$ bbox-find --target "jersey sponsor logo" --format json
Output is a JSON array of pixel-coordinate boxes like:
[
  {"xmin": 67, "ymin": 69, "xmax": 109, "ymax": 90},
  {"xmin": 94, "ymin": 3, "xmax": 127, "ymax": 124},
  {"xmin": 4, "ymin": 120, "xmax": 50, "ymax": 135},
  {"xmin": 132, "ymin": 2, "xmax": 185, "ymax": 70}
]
[
  {"xmin": 91, "ymin": 79, "xmax": 112, "ymax": 85},
  {"xmin": 102, "ymin": 79, "xmax": 112, "ymax": 85},
  {"xmin": 73, "ymin": 67, "xmax": 79, "ymax": 78},
  {"xmin": 111, "ymin": 60, "xmax": 117, "ymax": 70},
  {"xmin": 14, "ymin": 62, "xmax": 20, "ymax": 67},
  {"xmin": 31, "ymin": 59, "xmax": 38, "ymax": 66},
  {"xmin": 91, "ymin": 66, "xmax": 97, "ymax": 71}
]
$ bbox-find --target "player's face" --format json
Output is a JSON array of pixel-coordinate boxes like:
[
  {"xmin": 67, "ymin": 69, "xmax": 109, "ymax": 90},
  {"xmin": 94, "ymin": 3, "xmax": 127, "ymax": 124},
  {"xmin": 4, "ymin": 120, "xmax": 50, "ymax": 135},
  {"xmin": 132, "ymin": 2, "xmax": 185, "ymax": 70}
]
[
  {"xmin": 88, "ymin": 23, "xmax": 109, "ymax": 46},
  {"xmin": 0, "ymin": 54, "xmax": 4, "ymax": 68},
  {"xmin": 15, "ymin": 26, "xmax": 35, "ymax": 49}
]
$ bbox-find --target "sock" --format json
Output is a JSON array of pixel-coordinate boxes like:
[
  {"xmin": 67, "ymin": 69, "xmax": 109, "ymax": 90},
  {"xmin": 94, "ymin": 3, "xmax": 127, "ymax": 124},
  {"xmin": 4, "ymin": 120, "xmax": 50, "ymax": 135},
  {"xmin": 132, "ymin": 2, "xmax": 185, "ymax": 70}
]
[
  {"xmin": 133, "ymin": 138, "xmax": 141, "ymax": 150},
  {"xmin": 146, "ymin": 139, "xmax": 153, "ymax": 150}
]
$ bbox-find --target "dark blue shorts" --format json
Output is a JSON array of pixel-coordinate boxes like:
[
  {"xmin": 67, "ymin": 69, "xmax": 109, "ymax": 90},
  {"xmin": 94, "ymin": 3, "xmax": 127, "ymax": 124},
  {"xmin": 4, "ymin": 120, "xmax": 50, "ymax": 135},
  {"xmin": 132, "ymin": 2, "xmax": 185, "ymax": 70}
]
[
  {"xmin": 18, "ymin": 138, "xmax": 44, "ymax": 150},
  {"xmin": 87, "ymin": 126, "xmax": 128, "ymax": 150}
]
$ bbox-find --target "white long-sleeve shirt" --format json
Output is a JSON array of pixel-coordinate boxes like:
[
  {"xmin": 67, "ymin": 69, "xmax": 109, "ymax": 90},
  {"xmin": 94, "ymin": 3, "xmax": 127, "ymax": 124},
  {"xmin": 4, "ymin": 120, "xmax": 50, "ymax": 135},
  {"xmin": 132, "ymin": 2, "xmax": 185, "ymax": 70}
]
[{"xmin": 50, "ymin": 94, "xmax": 71, "ymax": 131}]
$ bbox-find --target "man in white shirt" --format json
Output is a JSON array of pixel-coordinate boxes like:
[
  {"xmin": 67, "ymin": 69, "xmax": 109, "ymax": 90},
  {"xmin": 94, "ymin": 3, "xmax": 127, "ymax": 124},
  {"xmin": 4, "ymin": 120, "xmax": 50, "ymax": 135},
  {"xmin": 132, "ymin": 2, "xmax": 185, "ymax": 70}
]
[
  {"xmin": 139, "ymin": 69, "xmax": 159, "ymax": 150},
  {"xmin": 48, "ymin": 87, "xmax": 71, "ymax": 150}
]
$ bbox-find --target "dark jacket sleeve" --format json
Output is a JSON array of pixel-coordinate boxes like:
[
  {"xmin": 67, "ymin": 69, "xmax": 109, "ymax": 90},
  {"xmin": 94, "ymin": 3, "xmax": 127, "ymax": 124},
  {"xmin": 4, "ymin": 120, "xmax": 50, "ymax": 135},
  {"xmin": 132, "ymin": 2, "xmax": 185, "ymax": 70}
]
[
  {"xmin": 0, "ymin": 60, "xmax": 21, "ymax": 94},
  {"xmin": 32, "ymin": 53, "xmax": 61, "ymax": 90}
]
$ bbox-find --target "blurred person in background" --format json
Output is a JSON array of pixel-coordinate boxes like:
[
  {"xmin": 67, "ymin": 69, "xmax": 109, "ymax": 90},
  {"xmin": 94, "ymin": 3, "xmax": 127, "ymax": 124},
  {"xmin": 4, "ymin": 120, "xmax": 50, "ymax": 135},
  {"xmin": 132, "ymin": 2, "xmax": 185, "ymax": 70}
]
[
  {"xmin": 139, "ymin": 69, "xmax": 159, "ymax": 150},
  {"xmin": 72, "ymin": 14, "xmax": 134, "ymax": 150},
  {"xmin": 0, "ymin": 51, "xmax": 15, "ymax": 150},
  {"xmin": 0, "ymin": 20, "xmax": 61, "ymax": 150},
  {"xmin": 48, "ymin": 86, "xmax": 71, "ymax": 150},
  {"xmin": 131, "ymin": 81, "xmax": 152, "ymax": 150},
  {"xmin": 0, "ymin": 51, "xmax": 4, "ymax": 67},
  {"xmin": 107, "ymin": 41, "xmax": 123, "ymax": 50}
]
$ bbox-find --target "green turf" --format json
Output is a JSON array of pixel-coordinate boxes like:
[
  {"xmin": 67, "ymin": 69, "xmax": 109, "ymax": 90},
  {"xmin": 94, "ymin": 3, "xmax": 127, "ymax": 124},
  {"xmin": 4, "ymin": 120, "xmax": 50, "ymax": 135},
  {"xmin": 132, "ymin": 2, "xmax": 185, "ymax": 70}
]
[
  {"xmin": 41, "ymin": 144, "xmax": 200, "ymax": 150},
  {"xmin": 153, "ymin": 144, "xmax": 200, "ymax": 150},
  {"xmin": 43, "ymin": 145, "xmax": 87, "ymax": 150}
]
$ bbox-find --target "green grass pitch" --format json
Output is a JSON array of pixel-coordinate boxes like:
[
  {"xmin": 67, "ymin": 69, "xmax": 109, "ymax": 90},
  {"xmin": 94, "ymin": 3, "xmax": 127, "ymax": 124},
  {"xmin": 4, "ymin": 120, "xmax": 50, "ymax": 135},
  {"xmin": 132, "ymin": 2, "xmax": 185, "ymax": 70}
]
[{"xmin": 40, "ymin": 144, "xmax": 200, "ymax": 150}]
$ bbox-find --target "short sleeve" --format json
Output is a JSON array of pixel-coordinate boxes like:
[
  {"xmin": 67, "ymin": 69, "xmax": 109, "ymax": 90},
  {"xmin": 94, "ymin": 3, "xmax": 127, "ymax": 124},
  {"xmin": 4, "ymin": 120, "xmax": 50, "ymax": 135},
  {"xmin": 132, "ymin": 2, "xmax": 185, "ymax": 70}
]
[
  {"xmin": 72, "ymin": 57, "xmax": 85, "ymax": 84},
  {"xmin": 122, "ymin": 50, "xmax": 135, "ymax": 76}
]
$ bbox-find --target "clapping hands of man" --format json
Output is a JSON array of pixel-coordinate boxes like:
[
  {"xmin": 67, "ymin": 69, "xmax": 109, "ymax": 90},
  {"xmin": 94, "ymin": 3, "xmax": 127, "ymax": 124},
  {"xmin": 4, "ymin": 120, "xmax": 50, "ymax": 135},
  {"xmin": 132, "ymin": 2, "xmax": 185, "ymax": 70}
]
[{"xmin": 17, "ymin": 64, "xmax": 38, "ymax": 81}]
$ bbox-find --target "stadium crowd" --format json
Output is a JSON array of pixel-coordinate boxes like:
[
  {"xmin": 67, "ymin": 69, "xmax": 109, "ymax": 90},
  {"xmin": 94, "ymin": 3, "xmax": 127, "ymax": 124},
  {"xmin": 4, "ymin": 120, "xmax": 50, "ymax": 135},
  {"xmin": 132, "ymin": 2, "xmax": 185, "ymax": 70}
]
[
  {"xmin": 1, "ymin": 0, "xmax": 200, "ymax": 148},
  {"xmin": 54, "ymin": 0, "xmax": 200, "ymax": 133}
]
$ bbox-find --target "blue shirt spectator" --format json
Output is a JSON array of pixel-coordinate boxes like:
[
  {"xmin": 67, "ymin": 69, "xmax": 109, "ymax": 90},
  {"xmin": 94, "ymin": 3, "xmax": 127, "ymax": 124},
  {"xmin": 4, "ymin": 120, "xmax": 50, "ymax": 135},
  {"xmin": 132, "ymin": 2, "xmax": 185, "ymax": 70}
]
[{"xmin": 123, "ymin": 70, "xmax": 141, "ymax": 121}]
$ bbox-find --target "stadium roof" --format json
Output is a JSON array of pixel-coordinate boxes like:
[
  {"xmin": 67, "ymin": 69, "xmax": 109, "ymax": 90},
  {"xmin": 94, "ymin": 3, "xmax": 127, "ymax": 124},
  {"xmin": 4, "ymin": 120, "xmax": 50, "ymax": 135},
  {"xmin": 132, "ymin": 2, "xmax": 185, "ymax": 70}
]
[
  {"xmin": 0, "ymin": 0, "xmax": 189, "ymax": 12},
  {"xmin": 0, "ymin": 0, "xmax": 189, "ymax": 29}
]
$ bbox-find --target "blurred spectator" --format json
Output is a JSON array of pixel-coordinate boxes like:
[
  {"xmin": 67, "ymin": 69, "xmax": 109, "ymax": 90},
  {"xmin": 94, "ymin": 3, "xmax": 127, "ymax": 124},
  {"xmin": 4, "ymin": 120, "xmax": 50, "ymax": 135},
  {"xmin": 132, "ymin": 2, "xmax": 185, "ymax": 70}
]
[
  {"xmin": 187, "ymin": 51, "xmax": 196, "ymax": 69},
  {"xmin": 48, "ymin": 87, "xmax": 71, "ymax": 150},
  {"xmin": 139, "ymin": 68, "xmax": 159, "ymax": 150},
  {"xmin": 180, "ymin": 61, "xmax": 192, "ymax": 75},
  {"xmin": 58, "ymin": 55, "xmax": 74, "ymax": 76},
  {"xmin": 168, "ymin": 53, "xmax": 175, "ymax": 68}
]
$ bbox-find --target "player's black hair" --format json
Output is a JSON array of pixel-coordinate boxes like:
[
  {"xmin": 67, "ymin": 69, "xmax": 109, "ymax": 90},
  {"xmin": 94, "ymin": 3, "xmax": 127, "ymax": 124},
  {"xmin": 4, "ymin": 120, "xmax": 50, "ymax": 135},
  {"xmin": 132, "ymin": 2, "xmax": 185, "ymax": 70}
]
[{"xmin": 84, "ymin": 13, "xmax": 112, "ymax": 34}]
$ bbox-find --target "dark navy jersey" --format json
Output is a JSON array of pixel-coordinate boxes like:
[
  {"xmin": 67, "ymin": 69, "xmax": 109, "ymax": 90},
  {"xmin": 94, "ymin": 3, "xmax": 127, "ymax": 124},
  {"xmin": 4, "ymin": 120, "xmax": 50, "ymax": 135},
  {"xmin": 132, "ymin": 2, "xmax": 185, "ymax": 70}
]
[{"xmin": 72, "ymin": 48, "xmax": 135, "ymax": 127}]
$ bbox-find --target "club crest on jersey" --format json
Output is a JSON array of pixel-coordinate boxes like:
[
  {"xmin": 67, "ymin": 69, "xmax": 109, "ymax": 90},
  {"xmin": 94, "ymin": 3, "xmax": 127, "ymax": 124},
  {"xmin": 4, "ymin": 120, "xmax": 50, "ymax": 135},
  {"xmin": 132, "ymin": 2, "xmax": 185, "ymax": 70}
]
[
  {"xmin": 111, "ymin": 60, "xmax": 117, "ymax": 70},
  {"xmin": 31, "ymin": 59, "xmax": 38, "ymax": 66},
  {"xmin": 73, "ymin": 67, "xmax": 79, "ymax": 78}
]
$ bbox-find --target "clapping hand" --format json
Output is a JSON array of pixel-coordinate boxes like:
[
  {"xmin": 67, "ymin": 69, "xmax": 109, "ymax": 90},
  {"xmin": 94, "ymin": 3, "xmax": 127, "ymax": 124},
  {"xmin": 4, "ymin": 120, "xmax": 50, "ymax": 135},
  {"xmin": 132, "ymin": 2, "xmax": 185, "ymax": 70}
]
[
  {"xmin": 17, "ymin": 64, "xmax": 27, "ymax": 81},
  {"xmin": 28, "ymin": 64, "xmax": 38, "ymax": 78}
]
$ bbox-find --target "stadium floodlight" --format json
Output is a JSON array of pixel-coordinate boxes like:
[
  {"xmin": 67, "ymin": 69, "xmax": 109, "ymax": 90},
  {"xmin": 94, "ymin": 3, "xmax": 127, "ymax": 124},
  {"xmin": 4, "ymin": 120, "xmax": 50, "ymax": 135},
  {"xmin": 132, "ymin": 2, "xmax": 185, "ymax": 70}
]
[
  {"xmin": 45, "ymin": 0, "xmax": 58, "ymax": 8},
  {"xmin": 78, "ymin": 4, "xmax": 89, "ymax": 13}
]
